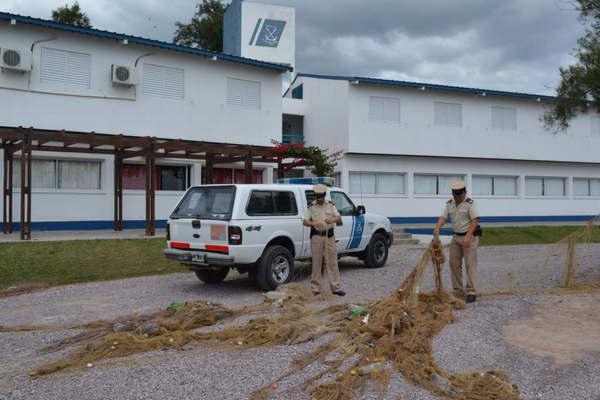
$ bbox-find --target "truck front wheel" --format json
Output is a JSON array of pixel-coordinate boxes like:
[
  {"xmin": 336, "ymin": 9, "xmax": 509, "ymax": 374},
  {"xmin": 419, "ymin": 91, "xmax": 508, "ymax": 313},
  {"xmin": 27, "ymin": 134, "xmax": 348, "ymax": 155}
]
[
  {"xmin": 364, "ymin": 233, "xmax": 389, "ymax": 268},
  {"xmin": 256, "ymin": 245, "xmax": 295, "ymax": 291},
  {"xmin": 194, "ymin": 266, "xmax": 230, "ymax": 284}
]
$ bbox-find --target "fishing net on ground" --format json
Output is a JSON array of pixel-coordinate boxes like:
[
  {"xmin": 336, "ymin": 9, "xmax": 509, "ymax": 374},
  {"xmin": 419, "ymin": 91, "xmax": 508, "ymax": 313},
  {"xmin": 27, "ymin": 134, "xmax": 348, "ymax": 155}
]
[{"xmin": 4, "ymin": 237, "xmax": 519, "ymax": 400}]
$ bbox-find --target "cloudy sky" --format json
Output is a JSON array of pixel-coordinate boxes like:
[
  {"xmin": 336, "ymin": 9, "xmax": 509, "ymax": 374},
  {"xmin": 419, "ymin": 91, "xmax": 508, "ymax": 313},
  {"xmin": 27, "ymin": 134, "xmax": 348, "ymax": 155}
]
[{"xmin": 1, "ymin": 0, "xmax": 586, "ymax": 95}]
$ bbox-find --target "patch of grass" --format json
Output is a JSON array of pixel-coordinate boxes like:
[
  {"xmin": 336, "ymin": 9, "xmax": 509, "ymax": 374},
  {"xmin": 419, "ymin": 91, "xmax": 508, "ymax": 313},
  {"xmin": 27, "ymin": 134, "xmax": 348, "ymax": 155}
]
[
  {"xmin": 0, "ymin": 238, "xmax": 186, "ymax": 291},
  {"xmin": 479, "ymin": 225, "xmax": 600, "ymax": 246}
]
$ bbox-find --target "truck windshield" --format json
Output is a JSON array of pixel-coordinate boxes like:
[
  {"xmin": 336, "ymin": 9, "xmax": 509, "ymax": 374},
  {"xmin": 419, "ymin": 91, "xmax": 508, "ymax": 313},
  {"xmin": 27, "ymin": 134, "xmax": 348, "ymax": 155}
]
[{"xmin": 171, "ymin": 186, "xmax": 235, "ymax": 220}]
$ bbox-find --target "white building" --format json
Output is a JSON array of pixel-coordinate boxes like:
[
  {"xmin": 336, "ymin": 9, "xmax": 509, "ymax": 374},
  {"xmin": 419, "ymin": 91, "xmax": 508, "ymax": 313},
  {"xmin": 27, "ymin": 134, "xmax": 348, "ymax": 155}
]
[
  {"xmin": 0, "ymin": 10, "xmax": 291, "ymax": 233},
  {"xmin": 283, "ymin": 73, "xmax": 600, "ymax": 225}
]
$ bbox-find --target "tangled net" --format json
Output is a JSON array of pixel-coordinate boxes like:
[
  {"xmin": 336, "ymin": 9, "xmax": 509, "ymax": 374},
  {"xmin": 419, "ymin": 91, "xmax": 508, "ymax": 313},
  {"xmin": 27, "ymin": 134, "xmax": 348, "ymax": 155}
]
[{"xmin": 14, "ymin": 238, "xmax": 522, "ymax": 400}]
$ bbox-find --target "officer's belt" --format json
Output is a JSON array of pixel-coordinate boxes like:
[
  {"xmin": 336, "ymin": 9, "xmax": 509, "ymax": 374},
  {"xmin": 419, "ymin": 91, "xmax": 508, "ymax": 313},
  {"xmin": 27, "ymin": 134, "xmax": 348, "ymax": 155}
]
[
  {"xmin": 454, "ymin": 225, "xmax": 482, "ymax": 237},
  {"xmin": 310, "ymin": 227, "xmax": 334, "ymax": 238}
]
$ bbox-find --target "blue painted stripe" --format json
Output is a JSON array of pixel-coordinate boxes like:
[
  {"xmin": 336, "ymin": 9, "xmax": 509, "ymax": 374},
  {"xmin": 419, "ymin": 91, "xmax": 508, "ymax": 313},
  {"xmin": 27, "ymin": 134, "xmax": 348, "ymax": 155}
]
[
  {"xmin": 389, "ymin": 215, "xmax": 596, "ymax": 224},
  {"xmin": 346, "ymin": 215, "xmax": 357, "ymax": 250},
  {"xmin": 7, "ymin": 220, "xmax": 167, "ymax": 232},
  {"xmin": 348, "ymin": 214, "xmax": 364, "ymax": 249},
  {"xmin": 249, "ymin": 18, "xmax": 262, "ymax": 46},
  {"xmin": 2, "ymin": 214, "xmax": 594, "ymax": 233}
]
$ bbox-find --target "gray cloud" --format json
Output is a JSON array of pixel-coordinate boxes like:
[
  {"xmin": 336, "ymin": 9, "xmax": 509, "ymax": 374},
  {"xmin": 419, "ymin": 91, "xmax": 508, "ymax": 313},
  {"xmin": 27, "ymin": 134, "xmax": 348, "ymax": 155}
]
[{"xmin": 1, "ymin": 0, "xmax": 586, "ymax": 94}]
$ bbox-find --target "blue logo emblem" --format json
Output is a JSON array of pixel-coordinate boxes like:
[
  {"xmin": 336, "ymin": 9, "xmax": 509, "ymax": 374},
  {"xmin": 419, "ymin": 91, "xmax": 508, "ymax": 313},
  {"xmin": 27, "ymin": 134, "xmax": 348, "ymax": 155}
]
[{"xmin": 249, "ymin": 19, "xmax": 286, "ymax": 48}]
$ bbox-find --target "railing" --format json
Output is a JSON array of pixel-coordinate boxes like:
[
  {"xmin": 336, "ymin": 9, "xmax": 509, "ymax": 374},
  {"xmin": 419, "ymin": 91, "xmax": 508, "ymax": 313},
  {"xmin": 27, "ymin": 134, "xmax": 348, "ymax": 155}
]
[{"xmin": 282, "ymin": 133, "xmax": 304, "ymax": 144}]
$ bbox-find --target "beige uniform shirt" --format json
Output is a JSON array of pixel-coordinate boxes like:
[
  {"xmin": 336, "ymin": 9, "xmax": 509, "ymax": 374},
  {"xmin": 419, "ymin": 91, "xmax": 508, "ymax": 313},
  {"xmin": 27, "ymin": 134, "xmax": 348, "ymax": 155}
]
[
  {"xmin": 304, "ymin": 201, "xmax": 340, "ymax": 231},
  {"xmin": 441, "ymin": 198, "xmax": 480, "ymax": 234}
]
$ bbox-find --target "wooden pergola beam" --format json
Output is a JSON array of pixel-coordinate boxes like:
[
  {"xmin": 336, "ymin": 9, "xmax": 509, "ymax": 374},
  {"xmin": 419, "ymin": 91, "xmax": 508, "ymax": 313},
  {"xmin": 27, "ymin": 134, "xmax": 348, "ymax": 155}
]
[{"xmin": 0, "ymin": 126, "xmax": 309, "ymax": 240}]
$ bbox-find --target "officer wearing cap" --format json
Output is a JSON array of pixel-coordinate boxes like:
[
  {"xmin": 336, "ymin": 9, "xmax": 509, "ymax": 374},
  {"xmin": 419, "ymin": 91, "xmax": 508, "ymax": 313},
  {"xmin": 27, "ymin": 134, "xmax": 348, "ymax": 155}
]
[
  {"xmin": 433, "ymin": 181, "xmax": 481, "ymax": 303},
  {"xmin": 303, "ymin": 184, "xmax": 346, "ymax": 296}
]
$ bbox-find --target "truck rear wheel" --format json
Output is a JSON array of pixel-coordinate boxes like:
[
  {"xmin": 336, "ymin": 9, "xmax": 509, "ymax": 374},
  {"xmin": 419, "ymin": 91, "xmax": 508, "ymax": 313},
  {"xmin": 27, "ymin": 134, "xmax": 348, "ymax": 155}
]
[
  {"xmin": 194, "ymin": 266, "xmax": 230, "ymax": 284},
  {"xmin": 256, "ymin": 245, "xmax": 294, "ymax": 291},
  {"xmin": 364, "ymin": 233, "xmax": 389, "ymax": 268}
]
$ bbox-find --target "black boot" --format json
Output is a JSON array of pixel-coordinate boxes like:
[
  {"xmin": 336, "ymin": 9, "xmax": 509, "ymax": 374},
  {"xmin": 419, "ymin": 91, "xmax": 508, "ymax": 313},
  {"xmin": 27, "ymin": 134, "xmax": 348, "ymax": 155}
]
[{"xmin": 466, "ymin": 294, "xmax": 477, "ymax": 303}]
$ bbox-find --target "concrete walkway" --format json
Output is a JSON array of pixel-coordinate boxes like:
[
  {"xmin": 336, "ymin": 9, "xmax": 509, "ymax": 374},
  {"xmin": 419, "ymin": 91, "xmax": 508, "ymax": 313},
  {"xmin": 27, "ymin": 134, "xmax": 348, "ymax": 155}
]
[{"xmin": 0, "ymin": 229, "xmax": 165, "ymax": 243}]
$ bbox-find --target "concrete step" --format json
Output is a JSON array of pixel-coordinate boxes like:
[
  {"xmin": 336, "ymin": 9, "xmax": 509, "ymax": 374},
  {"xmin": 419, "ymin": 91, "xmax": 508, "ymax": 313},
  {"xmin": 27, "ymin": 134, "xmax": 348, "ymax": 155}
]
[
  {"xmin": 393, "ymin": 232, "xmax": 413, "ymax": 239},
  {"xmin": 392, "ymin": 238, "xmax": 420, "ymax": 246}
]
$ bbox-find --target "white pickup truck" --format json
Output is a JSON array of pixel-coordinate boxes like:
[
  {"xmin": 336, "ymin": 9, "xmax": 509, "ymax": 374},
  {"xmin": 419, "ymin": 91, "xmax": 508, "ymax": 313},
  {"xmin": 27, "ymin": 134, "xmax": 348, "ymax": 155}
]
[{"xmin": 164, "ymin": 184, "xmax": 393, "ymax": 290}]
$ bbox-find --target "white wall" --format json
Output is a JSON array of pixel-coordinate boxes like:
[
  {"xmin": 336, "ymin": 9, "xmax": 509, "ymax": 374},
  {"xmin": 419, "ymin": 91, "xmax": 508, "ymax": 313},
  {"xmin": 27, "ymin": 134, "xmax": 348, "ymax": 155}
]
[
  {"xmin": 296, "ymin": 77, "xmax": 350, "ymax": 153},
  {"xmin": 342, "ymin": 154, "xmax": 600, "ymax": 219},
  {"xmin": 346, "ymin": 82, "xmax": 600, "ymax": 164},
  {"xmin": 0, "ymin": 23, "xmax": 283, "ymax": 146}
]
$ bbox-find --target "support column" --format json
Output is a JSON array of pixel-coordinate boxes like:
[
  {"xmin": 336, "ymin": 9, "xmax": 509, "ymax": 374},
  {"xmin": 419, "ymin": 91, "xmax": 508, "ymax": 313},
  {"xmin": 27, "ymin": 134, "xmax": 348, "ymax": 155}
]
[
  {"xmin": 244, "ymin": 151, "xmax": 253, "ymax": 184},
  {"xmin": 20, "ymin": 132, "xmax": 32, "ymax": 240},
  {"xmin": 205, "ymin": 153, "xmax": 214, "ymax": 184},
  {"xmin": 277, "ymin": 157, "xmax": 284, "ymax": 182},
  {"xmin": 145, "ymin": 141, "xmax": 156, "ymax": 236},
  {"xmin": 113, "ymin": 151, "xmax": 123, "ymax": 231},
  {"xmin": 2, "ymin": 141, "xmax": 14, "ymax": 234}
]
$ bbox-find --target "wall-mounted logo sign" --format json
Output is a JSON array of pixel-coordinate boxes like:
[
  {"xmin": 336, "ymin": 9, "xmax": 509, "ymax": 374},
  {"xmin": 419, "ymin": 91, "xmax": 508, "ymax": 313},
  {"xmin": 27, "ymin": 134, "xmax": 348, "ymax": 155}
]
[{"xmin": 249, "ymin": 18, "xmax": 286, "ymax": 48}]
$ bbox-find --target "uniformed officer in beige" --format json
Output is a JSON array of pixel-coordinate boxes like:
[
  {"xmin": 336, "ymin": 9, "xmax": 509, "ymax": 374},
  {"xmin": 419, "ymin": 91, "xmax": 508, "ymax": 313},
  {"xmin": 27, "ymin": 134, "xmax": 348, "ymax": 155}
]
[
  {"xmin": 433, "ymin": 181, "xmax": 481, "ymax": 303},
  {"xmin": 303, "ymin": 184, "xmax": 346, "ymax": 296}
]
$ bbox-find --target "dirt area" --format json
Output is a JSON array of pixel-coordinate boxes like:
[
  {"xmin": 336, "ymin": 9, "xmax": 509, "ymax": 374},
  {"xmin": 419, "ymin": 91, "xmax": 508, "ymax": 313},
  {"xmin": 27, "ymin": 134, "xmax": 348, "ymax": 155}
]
[{"xmin": 504, "ymin": 295, "xmax": 600, "ymax": 364}]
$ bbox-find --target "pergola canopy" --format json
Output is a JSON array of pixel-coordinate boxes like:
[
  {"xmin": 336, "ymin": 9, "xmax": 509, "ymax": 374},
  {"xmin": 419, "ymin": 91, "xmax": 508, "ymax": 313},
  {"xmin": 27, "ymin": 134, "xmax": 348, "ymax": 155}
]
[{"xmin": 1, "ymin": 126, "xmax": 302, "ymax": 239}]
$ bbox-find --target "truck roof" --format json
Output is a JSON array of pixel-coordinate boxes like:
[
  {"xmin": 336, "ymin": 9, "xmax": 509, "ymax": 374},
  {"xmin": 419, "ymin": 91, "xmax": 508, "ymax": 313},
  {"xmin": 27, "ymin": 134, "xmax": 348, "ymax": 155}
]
[{"xmin": 189, "ymin": 184, "xmax": 344, "ymax": 191}]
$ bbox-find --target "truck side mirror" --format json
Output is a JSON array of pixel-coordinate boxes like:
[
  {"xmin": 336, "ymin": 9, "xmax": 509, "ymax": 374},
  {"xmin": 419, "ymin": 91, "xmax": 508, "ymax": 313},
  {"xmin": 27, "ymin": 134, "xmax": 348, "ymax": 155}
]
[{"xmin": 356, "ymin": 205, "xmax": 366, "ymax": 215}]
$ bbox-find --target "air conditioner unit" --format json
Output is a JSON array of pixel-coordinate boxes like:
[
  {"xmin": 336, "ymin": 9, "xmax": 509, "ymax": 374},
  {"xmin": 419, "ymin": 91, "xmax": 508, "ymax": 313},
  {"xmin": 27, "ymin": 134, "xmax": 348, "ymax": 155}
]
[
  {"xmin": 0, "ymin": 48, "xmax": 31, "ymax": 72},
  {"xmin": 111, "ymin": 64, "xmax": 135, "ymax": 86}
]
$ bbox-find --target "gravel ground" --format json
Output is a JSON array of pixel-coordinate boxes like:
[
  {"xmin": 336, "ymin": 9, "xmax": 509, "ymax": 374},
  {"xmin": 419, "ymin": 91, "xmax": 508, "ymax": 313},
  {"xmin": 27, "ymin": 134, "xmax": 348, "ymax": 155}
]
[{"xmin": 0, "ymin": 243, "xmax": 599, "ymax": 400}]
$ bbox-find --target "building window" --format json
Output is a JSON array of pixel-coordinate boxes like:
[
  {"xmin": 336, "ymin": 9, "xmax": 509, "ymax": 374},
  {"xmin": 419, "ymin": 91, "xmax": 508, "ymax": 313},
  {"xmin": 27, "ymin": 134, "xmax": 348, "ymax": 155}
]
[
  {"xmin": 122, "ymin": 164, "xmax": 190, "ymax": 191},
  {"xmin": 58, "ymin": 160, "xmax": 102, "ymax": 190},
  {"xmin": 40, "ymin": 47, "xmax": 91, "ymax": 89},
  {"xmin": 143, "ymin": 63, "xmax": 184, "ymax": 100},
  {"xmin": 414, "ymin": 174, "xmax": 465, "ymax": 196},
  {"xmin": 349, "ymin": 172, "xmax": 405, "ymax": 195},
  {"xmin": 573, "ymin": 178, "xmax": 600, "ymax": 197},
  {"xmin": 525, "ymin": 177, "xmax": 566, "ymax": 197},
  {"xmin": 472, "ymin": 175, "xmax": 518, "ymax": 196},
  {"xmin": 369, "ymin": 96, "xmax": 401, "ymax": 123},
  {"xmin": 13, "ymin": 159, "xmax": 101, "ymax": 190},
  {"xmin": 434, "ymin": 101, "xmax": 462, "ymax": 127},
  {"xmin": 491, "ymin": 106, "xmax": 517, "ymax": 131},
  {"xmin": 291, "ymin": 84, "xmax": 303, "ymax": 99},
  {"xmin": 227, "ymin": 78, "xmax": 261, "ymax": 109},
  {"xmin": 591, "ymin": 116, "xmax": 600, "ymax": 137}
]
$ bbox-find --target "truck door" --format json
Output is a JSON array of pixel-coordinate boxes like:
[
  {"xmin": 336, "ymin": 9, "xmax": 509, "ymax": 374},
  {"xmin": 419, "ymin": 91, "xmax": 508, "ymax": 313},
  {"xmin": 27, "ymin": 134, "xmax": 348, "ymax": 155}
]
[{"xmin": 330, "ymin": 191, "xmax": 360, "ymax": 252}]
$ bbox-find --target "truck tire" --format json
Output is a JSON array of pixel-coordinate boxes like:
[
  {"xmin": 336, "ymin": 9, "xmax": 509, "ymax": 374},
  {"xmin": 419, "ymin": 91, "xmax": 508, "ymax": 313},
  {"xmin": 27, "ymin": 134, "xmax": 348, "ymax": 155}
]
[
  {"xmin": 364, "ymin": 233, "xmax": 389, "ymax": 268},
  {"xmin": 194, "ymin": 266, "xmax": 230, "ymax": 284},
  {"xmin": 256, "ymin": 245, "xmax": 295, "ymax": 291}
]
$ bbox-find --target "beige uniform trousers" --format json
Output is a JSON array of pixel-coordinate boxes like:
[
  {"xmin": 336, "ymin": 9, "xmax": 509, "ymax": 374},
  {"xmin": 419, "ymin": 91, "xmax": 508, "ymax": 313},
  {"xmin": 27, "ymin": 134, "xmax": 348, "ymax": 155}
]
[
  {"xmin": 310, "ymin": 234, "xmax": 342, "ymax": 293},
  {"xmin": 449, "ymin": 235, "xmax": 479, "ymax": 296}
]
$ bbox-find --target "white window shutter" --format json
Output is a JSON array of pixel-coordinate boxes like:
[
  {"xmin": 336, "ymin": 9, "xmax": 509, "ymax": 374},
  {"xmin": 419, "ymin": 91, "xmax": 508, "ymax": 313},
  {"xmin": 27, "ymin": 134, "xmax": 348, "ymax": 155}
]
[
  {"xmin": 40, "ymin": 47, "xmax": 91, "ymax": 88},
  {"xmin": 491, "ymin": 106, "xmax": 517, "ymax": 131},
  {"xmin": 369, "ymin": 97, "xmax": 400, "ymax": 122},
  {"xmin": 434, "ymin": 102, "xmax": 462, "ymax": 127},
  {"xmin": 591, "ymin": 116, "xmax": 600, "ymax": 137},
  {"xmin": 227, "ymin": 78, "xmax": 261, "ymax": 109},
  {"xmin": 143, "ymin": 64, "xmax": 184, "ymax": 100}
]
